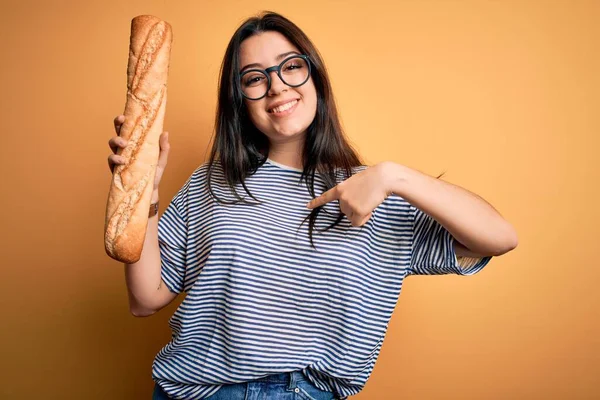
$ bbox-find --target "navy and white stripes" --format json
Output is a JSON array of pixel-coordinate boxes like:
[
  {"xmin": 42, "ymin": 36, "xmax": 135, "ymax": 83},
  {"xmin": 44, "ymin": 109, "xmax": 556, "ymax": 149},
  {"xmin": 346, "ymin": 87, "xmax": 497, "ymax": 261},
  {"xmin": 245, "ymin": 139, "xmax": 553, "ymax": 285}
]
[{"xmin": 152, "ymin": 159, "xmax": 492, "ymax": 399}]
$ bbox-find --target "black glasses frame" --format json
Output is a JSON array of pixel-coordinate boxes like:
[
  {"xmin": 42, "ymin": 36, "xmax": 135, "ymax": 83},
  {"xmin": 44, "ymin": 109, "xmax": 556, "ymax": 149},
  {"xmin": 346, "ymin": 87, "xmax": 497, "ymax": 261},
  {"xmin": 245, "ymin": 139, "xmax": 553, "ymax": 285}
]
[{"xmin": 239, "ymin": 54, "xmax": 312, "ymax": 100}]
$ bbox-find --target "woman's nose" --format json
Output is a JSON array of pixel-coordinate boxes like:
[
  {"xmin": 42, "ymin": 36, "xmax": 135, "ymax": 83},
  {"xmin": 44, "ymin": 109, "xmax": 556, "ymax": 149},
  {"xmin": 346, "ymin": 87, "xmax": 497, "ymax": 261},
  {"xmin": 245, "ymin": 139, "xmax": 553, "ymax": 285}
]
[{"xmin": 267, "ymin": 71, "xmax": 288, "ymax": 96}]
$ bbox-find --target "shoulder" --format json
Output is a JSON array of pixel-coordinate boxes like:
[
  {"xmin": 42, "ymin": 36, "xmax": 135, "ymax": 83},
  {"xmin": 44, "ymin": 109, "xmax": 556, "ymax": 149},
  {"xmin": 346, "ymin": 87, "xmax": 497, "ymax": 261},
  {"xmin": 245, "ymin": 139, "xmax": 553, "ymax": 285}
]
[
  {"xmin": 171, "ymin": 161, "xmax": 217, "ymax": 201},
  {"xmin": 185, "ymin": 160, "xmax": 227, "ymax": 186}
]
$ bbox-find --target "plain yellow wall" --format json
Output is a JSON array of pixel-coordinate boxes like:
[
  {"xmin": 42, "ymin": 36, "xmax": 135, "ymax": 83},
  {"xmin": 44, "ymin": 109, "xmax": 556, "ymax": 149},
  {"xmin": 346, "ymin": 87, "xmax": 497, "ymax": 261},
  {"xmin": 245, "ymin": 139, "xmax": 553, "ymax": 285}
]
[{"xmin": 1, "ymin": 0, "xmax": 598, "ymax": 399}]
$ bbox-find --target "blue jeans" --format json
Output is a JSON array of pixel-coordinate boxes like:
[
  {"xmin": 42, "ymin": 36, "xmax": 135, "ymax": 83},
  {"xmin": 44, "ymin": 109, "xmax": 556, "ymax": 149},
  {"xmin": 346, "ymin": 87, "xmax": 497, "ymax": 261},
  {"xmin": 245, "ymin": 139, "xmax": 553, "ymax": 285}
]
[{"xmin": 152, "ymin": 370, "xmax": 338, "ymax": 400}]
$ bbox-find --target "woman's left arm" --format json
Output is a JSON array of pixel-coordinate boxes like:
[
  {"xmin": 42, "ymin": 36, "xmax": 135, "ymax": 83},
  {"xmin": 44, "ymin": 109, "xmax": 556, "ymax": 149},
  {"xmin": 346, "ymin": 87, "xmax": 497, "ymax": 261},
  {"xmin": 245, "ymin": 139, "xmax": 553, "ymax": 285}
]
[{"xmin": 382, "ymin": 161, "xmax": 518, "ymax": 258}]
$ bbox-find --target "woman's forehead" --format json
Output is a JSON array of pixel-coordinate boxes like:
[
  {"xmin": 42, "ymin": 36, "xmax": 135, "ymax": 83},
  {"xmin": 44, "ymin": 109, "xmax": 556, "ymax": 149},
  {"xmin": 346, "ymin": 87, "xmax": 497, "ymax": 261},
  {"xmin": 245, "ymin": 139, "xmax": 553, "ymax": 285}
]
[{"xmin": 239, "ymin": 31, "xmax": 300, "ymax": 66}]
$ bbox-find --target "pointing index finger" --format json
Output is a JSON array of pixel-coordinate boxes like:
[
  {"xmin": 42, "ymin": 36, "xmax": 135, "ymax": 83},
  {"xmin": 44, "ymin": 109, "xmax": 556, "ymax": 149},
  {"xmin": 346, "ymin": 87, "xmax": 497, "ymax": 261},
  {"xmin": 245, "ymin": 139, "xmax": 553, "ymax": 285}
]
[{"xmin": 306, "ymin": 187, "xmax": 339, "ymax": 209}]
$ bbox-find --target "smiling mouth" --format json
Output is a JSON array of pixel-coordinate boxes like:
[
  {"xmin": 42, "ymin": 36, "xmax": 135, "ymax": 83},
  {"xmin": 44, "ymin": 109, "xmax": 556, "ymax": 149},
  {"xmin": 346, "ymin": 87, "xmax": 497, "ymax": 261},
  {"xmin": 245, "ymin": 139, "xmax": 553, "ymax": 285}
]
[{"xmin": 268, "ymin": 99, "xmax": 299, "ymax": 114}]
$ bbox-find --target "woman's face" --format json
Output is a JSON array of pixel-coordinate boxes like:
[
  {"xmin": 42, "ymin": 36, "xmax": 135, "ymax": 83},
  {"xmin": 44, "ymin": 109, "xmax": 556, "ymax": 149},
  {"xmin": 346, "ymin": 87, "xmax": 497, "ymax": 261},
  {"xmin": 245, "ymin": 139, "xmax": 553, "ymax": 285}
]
[{"xmin": 239, "ymin": 31, "xmax": 318, "ymax": 146}]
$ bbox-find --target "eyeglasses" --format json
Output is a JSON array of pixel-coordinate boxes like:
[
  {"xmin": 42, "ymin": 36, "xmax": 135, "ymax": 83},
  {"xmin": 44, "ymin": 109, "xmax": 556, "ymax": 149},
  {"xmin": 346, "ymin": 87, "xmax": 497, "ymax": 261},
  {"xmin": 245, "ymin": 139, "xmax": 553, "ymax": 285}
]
[{"xmin": 239, "ymin": 54, "xmax": 312, "ymax": 100}]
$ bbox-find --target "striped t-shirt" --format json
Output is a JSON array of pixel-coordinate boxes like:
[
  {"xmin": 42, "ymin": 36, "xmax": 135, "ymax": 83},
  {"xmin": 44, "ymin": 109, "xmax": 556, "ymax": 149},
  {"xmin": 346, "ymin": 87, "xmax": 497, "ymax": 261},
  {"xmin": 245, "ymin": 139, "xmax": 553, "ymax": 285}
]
[{"xmin": 152, "ymin": 158, "xmax": 492, "ymax": 399}]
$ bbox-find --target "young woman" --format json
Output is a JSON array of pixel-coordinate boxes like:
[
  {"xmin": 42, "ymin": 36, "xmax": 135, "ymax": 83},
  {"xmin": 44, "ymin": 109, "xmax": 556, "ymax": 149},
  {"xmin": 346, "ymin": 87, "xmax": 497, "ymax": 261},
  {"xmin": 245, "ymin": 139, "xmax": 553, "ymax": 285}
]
[{"xmin": 108, "ymin": 11, "xmax": 517, "ymax": 400}]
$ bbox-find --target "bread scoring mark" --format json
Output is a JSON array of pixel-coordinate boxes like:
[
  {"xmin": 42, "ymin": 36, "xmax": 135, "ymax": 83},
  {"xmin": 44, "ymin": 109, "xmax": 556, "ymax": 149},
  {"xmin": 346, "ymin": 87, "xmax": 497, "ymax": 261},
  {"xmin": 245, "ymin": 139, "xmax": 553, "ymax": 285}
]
[
  {"xmin": 131, "ymin": 21, "xmax": 167, "ymax": 97},
  {"xmin": 105, "ymin": 171, "xmax": 152, "ymax": 255},
  {"xmin": 127, "ymin": 89, "xmax": 150, "ymax": 108},
  {"xmin": 118, "ymin": 85, "xmax": 165, "ymax": 185}
]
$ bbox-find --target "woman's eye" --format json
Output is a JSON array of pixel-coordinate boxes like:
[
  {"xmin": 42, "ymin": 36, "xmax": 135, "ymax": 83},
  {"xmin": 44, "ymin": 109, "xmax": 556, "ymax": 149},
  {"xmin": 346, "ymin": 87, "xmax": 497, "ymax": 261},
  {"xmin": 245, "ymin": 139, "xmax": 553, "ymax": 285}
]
[
  {"xmin": 284, "ymin": 63, "xmax": 302, "ymax": 71},
  {"xmin": 244, "ymin": 76, "xmax": 264, "ymax": 86}
]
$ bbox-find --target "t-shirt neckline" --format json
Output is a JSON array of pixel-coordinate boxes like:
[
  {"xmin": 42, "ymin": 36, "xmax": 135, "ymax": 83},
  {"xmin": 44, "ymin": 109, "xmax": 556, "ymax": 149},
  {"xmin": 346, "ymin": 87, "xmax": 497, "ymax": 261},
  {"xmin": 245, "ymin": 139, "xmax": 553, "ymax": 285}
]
[{"xmin": 266, "ymin": 158, "xmax": 304, "ymax": 172}]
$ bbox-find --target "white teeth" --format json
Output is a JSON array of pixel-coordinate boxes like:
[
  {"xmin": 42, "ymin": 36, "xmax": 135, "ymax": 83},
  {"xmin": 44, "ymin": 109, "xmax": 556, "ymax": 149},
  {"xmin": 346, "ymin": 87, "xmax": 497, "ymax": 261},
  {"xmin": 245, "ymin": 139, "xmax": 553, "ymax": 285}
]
[{"xmin": 269, "ymin": 100, "xmax": 298, "ymax": 113}]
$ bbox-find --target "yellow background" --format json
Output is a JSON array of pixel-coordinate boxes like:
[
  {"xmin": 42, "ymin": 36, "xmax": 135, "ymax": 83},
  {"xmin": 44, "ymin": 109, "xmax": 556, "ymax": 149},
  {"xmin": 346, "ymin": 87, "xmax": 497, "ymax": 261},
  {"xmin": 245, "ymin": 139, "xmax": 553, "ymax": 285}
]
[{"xmin": 1, "ymin": 0, "xmax": 598, "ymax": 398}]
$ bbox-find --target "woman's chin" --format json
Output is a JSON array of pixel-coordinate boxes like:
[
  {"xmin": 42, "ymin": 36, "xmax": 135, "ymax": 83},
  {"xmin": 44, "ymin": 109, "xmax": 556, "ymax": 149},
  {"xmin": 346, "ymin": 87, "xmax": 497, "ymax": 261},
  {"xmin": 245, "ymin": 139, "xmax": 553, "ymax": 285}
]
[
  {"xmin": 267, "ymin": 122, "xmax": 308, "ymax": 138},
  {"xmin": 272, "ymin": 129, "xmax": 306, "ymax": 139}
]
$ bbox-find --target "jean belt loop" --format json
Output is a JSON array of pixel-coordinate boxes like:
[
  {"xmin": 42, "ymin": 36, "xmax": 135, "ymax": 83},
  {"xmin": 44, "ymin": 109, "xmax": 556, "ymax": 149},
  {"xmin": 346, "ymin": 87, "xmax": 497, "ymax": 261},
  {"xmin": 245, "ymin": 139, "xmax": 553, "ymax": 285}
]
[{"xmin": 288, "ymin": 370, "xmax": 299, "ymax": 390}]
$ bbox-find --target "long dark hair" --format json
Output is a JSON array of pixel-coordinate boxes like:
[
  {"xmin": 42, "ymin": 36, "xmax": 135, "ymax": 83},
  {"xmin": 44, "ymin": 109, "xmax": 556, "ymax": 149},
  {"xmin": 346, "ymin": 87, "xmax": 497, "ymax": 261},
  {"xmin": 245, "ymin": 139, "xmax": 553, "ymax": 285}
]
[{"xmin": 205, "ymin": 11, "xmax": 364, "ymax": 249}]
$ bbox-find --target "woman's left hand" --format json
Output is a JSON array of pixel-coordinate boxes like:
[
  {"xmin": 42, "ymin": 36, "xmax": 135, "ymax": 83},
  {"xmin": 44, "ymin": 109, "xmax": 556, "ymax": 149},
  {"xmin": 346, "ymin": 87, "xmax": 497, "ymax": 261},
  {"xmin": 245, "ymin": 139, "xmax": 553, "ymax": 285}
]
[{"xmin": 306, "ymin": 162, "xmax": 398, "ymax": 227}]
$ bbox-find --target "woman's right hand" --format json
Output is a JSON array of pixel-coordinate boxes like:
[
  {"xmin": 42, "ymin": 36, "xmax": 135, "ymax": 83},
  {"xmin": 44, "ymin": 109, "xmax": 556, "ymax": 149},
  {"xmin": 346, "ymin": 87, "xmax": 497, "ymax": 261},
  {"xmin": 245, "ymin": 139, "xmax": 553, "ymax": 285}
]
[{"xmin": 108, "ymin": 115, "xmax": 170, "ymax": 190}]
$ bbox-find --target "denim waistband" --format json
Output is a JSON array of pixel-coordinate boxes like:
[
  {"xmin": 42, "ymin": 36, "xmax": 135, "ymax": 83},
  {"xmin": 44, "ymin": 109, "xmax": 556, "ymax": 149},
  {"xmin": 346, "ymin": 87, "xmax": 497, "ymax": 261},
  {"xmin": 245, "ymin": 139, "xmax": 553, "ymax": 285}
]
[{"xmin": 253, "ymin": 370, "xmax": 307, "ymax": 384}]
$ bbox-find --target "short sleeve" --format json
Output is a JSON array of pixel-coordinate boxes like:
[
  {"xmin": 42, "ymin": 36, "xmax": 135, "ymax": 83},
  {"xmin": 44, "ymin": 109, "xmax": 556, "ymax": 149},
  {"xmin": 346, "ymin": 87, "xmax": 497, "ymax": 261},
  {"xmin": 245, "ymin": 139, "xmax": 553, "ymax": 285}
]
[
  {"xmin": 157, "ymin": 194, "xmax": 188, "ymax": 294},
  {"xmin": 408, "ymin": 205, "xmax": 492, "ymax": 276}
]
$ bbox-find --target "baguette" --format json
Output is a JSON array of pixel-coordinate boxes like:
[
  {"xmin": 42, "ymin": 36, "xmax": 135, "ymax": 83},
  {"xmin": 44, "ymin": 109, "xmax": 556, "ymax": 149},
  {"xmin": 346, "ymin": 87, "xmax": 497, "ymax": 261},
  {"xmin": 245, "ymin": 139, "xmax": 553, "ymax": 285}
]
[{"xmin": 104, "ymin": 15, "xmax": 173, "ymax": 263}]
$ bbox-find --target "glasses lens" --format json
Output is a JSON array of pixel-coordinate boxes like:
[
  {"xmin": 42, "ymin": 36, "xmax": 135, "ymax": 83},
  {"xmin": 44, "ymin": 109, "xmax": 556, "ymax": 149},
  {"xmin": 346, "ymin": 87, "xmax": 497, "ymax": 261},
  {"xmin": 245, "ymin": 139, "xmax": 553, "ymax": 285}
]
[
  {"xmin": 280, "ymin": 56, "xmax": 310, "ymax": 87},
  {"xmin": 240, "ymin": 70, "xmax": 269, "ymax": 99}
]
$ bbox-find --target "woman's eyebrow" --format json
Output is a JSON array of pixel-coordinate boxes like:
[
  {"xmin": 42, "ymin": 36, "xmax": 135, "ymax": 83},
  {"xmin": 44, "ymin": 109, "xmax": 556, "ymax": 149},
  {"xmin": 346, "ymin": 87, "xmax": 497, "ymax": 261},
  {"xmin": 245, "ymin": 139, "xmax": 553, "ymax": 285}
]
[{"xmin": 240, "ymin": 51, "xmax": 301, "ymax": 73}]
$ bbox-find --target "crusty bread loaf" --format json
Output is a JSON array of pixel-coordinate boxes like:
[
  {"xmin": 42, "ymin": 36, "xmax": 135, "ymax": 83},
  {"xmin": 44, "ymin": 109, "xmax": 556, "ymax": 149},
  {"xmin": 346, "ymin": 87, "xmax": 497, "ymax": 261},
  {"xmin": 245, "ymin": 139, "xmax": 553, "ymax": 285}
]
[{"xmin": 104, "ymin": 15, "xmax": 173, "ymax": 263}]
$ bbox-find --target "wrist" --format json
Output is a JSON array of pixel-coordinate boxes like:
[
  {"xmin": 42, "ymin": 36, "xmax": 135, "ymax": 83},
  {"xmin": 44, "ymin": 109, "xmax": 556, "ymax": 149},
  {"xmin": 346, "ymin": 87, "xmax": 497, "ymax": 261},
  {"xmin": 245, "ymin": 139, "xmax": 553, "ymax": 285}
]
[
  {"xmin": 151, "ymin": 189, "xmax": 159, "ymax": 203},
  {"xmin": 381, "ymin": 161, "xmax": 410, "ymax": 196}
]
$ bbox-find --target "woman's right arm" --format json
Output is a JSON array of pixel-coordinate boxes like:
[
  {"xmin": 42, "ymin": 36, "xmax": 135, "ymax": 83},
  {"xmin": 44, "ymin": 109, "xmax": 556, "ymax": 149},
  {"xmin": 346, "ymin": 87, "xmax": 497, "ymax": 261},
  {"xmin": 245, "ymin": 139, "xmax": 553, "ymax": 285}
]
[
  {"xmin": 124, "ymin": 189, "xmax": 178, "ymax": 317},
  {"xmin": 109, "ymin": 115, "xmax": 178, "ymax": 317}
]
